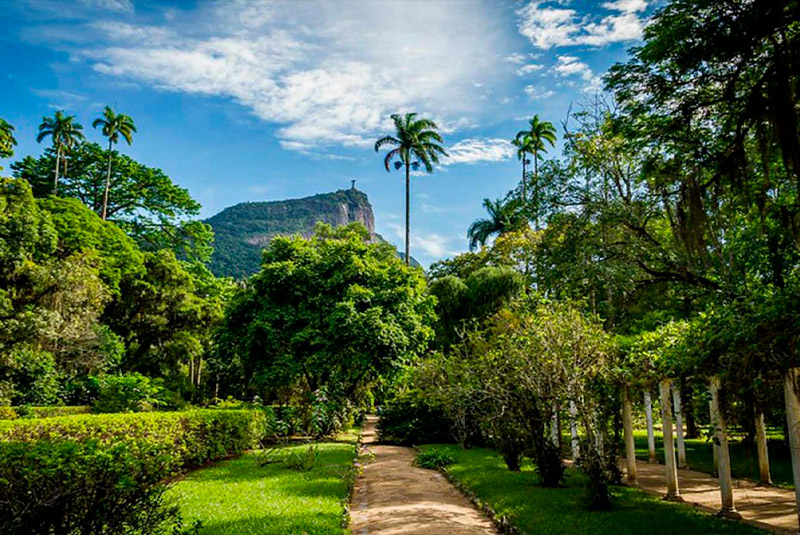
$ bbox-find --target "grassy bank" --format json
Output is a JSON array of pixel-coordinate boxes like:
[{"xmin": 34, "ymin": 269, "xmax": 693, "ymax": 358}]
[
  {"xmin": 169, "ymin": 442, "xmax": 357, "ymax": 535},
  {"xmin": 633, "ymin": 430, "xmax": 793, "ymax": 487},
  {"xmin": 419, "ymin": 444, "xmax": 764, "ymax": 535}
]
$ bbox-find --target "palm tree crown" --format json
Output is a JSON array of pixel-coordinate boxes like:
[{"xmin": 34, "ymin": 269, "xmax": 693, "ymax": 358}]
[
  {"xmin": 36, "ymin": 111, "xmax": 85, "ymax": 194},
  {"xmin": 0, "ymin": 118, "xmax": 17, "ymax": 161},
  {"xmin": 374, "ymin": 113, "xmax": 447, "ymax": 265},
  {"xmin": 93, "ymin": 106, "xmax": 136, "ymax": 220},
  {"xmin": 467, "ymin": 197, "xmax": 526, "ymax": 251}
]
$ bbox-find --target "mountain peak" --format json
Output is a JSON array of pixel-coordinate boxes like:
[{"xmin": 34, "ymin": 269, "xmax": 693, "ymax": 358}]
[{"xmin": 206, "ymin": 189, "xmax": 377, "ymax": 278}]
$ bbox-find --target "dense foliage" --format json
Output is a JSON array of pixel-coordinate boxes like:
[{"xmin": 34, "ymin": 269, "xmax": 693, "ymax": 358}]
[{"xmin": 214, "ymin": 222, "xmax": 435, "ymax": 428}]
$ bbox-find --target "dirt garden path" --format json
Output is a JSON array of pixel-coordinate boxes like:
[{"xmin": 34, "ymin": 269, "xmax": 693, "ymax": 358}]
[
  {"xmin": 348, "ymin": 415, "xmax": 499, "ymax": 535},
  {"xmin": 631, "ymin": 460, "xmax": 798, "ymax": 533}
]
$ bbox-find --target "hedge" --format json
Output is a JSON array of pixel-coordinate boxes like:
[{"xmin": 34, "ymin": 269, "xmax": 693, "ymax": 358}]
[
  {"xmin": 0, "ymin": 405, "xmax": 92, "ymax": 420},
  {"xmin": 0, "ymin": 409, "xmax": 266, "ymax": 534}
]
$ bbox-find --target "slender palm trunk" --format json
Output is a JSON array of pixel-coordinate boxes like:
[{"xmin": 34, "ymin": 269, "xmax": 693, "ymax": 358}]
[
  {"xmin": 533, "ymin": 153, "xmax": 539, "ymax": 231},
  {"xmin": 53, "ymin": 144, "xmax": 62, "ymax": 195},
  {"xmin": 102, "ymin": 139, "xmax": 113, "ymax": 220},
  {"xmin": 521, "ymin": 157, "xmax": 527, "ymax": 204},
  {"xmin": 405, "ymin": 160, "xmax": 410, "ymax": 266}
]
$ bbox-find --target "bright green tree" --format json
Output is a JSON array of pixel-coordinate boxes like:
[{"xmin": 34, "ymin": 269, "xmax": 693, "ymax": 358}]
[
  {"xmin": 36, "ymin": 111, "xmax": 85, "ymax": 195},
  {"xmin": 93, "ymin": 106, "xmax": 136, "ymax": 220},
  {"xmin": 375, "ymin": 113, "xmax": 448, "ymax": 265},
  {"xmin": 215, "ymin": 222, "xmax": 435, "ymax": 402}
]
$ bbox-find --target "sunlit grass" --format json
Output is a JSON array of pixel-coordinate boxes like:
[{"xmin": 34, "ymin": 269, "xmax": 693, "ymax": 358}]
[
  {"xmin": 169, "ymin": 442, "xmax": 355, "ymax": 535},
  {"xmin": 419, "ymin": 444, "xmax": 765, "ymax": 535}
]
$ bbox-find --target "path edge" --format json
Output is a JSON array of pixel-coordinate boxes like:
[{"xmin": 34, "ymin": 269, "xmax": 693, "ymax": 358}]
[
  {"xmin": 341, "ymin": 426, "xmax": 365, "ymax": 530},
  {"xmin": 411, "ymin": 446, "xmax": 522, "ymax": 535}
]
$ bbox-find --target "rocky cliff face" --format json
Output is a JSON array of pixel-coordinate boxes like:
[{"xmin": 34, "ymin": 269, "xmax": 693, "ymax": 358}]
[{"xmin": 206, "ymin": 188, "xmax": 377, "ymax": 278}]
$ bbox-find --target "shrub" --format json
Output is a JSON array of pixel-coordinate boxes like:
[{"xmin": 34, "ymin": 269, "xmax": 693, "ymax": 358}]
[
  {"xmin": 378, "ymin": 394, "xmax": 452, "ymax": 445},
  {"xmin": 0, "ymin": 439, "xmax": 180, "ymax": 535},
  {"xmin": 415, "ymin": 448, "xmax": 456, "ymax": 469},
  {"xmin": 93, "ymin": 372, "xmax": 164, "ymax": 413},
  {"xmin": 0, "ymin": 406, "xmax": 16, "ymax": 420},
  {"xmin": 0, "ymin": 409, "xmax": 264, "ymax": 534}
]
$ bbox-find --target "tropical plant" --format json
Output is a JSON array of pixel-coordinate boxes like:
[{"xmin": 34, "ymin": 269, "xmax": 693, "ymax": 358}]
[
  {"xmin": 36, "ymin": 111, "xmax": 85, "ymax": 195},
  {"xmin": 0, "ymin": 118, "xmax": 17, "ymax": 162},
  {"xmin": 374, "ymin": 113, "xmax": 447, "ymax": 265},
  {"xmin": 92, "ymin": 106, "xmax": 136, "ymax": 220},
  {"xmin": 515, "ymin": 115, "xmax": 556, "ymax": 228},
  {"xmin": 467, "ymin": 197, "xmax": 526, "ymax": 250}
]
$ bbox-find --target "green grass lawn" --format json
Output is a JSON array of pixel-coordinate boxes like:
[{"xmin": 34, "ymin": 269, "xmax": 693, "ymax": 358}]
[
  {"xmin": 168, "ymin": 442, "xmax": 356, "ymax": 535},
  {"xmin": 633, "ymin": 430, "xmax": 793, "ymax": 488},
  {"xmin": 420, "ymin": 444, "xmax": 765, "ymax": 535}
]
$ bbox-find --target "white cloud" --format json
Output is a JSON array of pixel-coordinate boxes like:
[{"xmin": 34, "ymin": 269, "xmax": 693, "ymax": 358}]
[
  {"xmin": 504, "ymin": 52, "xmax": 527, "ymax": 64},
  {"xmin": 74, "ymin": 1, "xmax": 510, "ymax": 152},
  {"xmin": 78, "ymin": 0, "xmax": 133, "ymax": 12},
  {"xmin": 516, "ymin": 63, "xmax": 544, "ymax": 76},
  {"xmin": 387, "ymin": 223, "xmax": 458, "ymax": 258},
  {"xmin": 443, "ymin": 138, "xmax": 516, "ymax": 165},
  {"xmin": 524, "ymin": 85, "xmax": 555, "ymax": 100},
  {"xmin": 517, "ymin": 0, "xmax": 648, "ymax": 49},
  {"xmin": 603, "ymin": 0, "xmax": 648, "ymax": 13},
  {"xmin": 554, "ymin": 55, "xmax": 603, "ymax": 93}
]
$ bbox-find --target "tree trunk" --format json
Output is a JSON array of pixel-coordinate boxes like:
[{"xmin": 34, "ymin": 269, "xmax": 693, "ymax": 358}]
[
  {"xmin": 521, "ymin": 157, "xmax": 527, "ymax": 204},
  {"xmin": 102, "ymin": 139, "xmax": 113, "ymax": 220},
  {"xmin": 53, "ymin": 144, "xmax": 62, "ymax": 195},
  {"xmin": 533, "ymin": 153, "xmax": 539, "ymax": 231},
  {"xmin": 404, "ymin": 161, "xmax": 410, "ymax": 266}
]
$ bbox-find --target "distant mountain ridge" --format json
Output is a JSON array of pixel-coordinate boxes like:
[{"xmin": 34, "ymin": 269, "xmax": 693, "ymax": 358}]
[{"xmin": 206, "ymin": 188, "xmax": 400, "ymax": 278}]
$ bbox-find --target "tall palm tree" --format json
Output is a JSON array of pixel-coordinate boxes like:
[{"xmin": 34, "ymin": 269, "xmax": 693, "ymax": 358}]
[
  {"xmin": 467, "ymin": 197, "xmax": 526, "ymax": 250},
  {"xmin": 36, "ymin": 111, "xmax": 85, "ymax": 195},
  {"xmin": 515, "ymin": 115, "xmax": 556, "ymax": 229},
  {"xmin": 375, "ymin": 113, "xmax": 447, "ymax": 266},
  {"xmin": 93, "ymin": 106, "xmax": 136, "ymax": 220},
  {"xmin": 0, "ymin": 118, "xmax": 17, "ymax": 163}
]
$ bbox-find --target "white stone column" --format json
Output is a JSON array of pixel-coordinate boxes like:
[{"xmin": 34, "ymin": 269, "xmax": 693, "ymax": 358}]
[
  {"xmin": 644, "ymin": 390, "xmax": 657, "ymax": 464},
  {"xmin": 754, "ymin": 409, "xmax": 772, "ymax": 485},
  {"xmin": 672, "ymin": 386, "xmax": 687, "ymax": 468},
  {"xmin": 659, "ymin": 379, "xmax": 682, "ymax": 501},
  {"xmin": 709, "ymin": 376, "xmax": 740, "ymax": 518},
  {"xmin": 551, "ymin": 404, "xmax": 561, "ymax": 450},
  {"xmin": 569, "ymin": 400, "xmax": 580, "ymax": 460},
  {"xmin": 783, "ymin": 368, "xmax": 800, "ymax": 530},
  {"xmin": 623, "ymin": 386, "xmax": 637, "ymax": 484}
]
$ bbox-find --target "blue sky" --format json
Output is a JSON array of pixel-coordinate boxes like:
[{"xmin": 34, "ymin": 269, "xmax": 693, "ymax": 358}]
[{"xmin": 1, "ymin": 0, "xmax": 655, "ymax": 267}]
